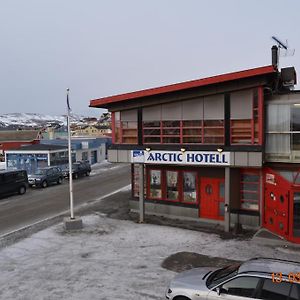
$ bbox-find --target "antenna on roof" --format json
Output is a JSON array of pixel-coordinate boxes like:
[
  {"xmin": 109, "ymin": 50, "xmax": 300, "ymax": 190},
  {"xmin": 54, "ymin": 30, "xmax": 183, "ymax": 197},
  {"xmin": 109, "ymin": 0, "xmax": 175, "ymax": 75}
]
[{"xmin": 271, "ymin": 36, "xmax": 295, "ymax": 57}]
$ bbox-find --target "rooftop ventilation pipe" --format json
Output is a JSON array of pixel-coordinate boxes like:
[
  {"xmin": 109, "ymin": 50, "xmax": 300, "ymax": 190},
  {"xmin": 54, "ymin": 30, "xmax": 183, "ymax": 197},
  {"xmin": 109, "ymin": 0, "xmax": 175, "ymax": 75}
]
[{"xmin": 272, "ymin": 45, "xmax": 278, "ymax": 69}]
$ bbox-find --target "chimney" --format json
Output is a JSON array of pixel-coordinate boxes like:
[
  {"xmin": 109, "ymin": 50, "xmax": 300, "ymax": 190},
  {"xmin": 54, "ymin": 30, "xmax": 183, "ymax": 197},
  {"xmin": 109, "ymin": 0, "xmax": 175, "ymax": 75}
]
[{"xmin": 272, "ymin": 45, "xmax": 278, "ymax": 69}]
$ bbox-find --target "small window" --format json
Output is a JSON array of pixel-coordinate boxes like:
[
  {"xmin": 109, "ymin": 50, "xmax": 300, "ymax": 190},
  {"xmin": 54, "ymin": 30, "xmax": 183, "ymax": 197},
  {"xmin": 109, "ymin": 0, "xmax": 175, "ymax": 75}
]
[
  {"xmin": 183, "ymin": 172, "xmax": 197, "ymax": 203},
  {"xmin": 149, "ymin": 170, "xmax": 161, "ymax": 199},
  {"xmin": 258, "ymin": 279, "xmax": 291, "ymax": 300},
  {"xmin": 221, "ymin": 276, "xmax": 260, "ymax": 298},
  {"xmin": 166, "ymin": 171, "xmax": 179, "ymax": 200}
]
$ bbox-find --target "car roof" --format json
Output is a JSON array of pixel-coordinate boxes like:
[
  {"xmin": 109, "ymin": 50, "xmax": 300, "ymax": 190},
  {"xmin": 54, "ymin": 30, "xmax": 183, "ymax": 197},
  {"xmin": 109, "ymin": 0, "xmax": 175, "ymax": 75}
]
[{"xmin": 239, "ymin": 258, "xmax": 300, "ymax": 276}]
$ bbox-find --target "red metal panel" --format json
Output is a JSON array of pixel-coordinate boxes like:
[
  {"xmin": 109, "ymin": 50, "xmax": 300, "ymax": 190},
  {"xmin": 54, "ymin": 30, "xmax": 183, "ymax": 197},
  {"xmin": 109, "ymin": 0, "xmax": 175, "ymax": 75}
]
[
  {"xmin": 90, "ymin": 66, "xmax": 276, "ymax": 108},
  {"xmin": 263, "ymin": 168, "xmax": 291, "ymax": 238}
]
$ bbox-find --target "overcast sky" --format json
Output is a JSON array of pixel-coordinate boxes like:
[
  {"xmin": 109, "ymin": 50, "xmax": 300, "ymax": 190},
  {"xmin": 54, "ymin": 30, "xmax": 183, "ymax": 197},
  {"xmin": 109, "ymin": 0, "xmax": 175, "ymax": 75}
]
[{"xmin": 1, "ymin": 0, "xmax": 299, "ymax": 117}]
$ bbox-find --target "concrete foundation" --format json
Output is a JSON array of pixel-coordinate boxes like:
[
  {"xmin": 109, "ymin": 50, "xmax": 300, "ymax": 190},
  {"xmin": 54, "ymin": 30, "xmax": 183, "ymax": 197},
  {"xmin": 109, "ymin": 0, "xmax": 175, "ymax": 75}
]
[{"xmin": 63, "ymin": 217, "xmax": 83, "ymax": 230}]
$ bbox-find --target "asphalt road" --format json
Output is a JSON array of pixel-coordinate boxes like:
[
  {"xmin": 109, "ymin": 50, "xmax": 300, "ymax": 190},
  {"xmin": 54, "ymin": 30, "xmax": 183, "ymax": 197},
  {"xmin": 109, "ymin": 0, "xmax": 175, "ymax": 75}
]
[{"xmin": 0, "ymin": 163, "xmax": 131, "ymax": 236}]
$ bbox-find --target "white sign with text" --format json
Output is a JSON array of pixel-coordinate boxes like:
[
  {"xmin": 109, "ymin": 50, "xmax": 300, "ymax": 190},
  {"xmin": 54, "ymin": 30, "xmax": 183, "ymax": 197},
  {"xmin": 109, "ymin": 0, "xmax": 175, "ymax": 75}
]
[{"xmin": 131, "ymin": 150, "xmax": 230, "ymax": 166}]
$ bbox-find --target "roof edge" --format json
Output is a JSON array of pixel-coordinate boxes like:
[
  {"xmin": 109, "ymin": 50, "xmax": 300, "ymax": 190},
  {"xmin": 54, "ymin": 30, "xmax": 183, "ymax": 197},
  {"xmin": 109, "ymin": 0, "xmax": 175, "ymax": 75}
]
[{"xmin": 90, "ymin": 65, "xmax": 276, "ymax": 108}]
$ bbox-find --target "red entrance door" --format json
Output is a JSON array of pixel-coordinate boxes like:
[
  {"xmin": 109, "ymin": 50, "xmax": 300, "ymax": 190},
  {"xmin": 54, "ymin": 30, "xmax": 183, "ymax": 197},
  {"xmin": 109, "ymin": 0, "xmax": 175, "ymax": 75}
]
[
  {"xmin": 264, "ymin": 171, "xmax": 289, "ymax": 238},
  {"xmin": 200, "ymin": 178, "xmax": 224, "ymax": 220}
]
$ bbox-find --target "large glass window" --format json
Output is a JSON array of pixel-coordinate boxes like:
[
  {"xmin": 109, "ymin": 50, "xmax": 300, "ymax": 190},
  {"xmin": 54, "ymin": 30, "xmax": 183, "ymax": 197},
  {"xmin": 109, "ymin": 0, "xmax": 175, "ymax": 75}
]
[
  {"xmin": 230, "ymin": 89, "xmax": 260, "ymax": 145},
  {"xmin": 142, "ymin": 95, "xmax": 224, "ymax": 145},
  {"xmin": 240, "ymin": 170, "xmax": 260, "ymax": 211},
  {"xmin": 145, "ymin": 168, "xmax": 199, "ymax": 204},
  {"xmin": 266, "ymin": 104, "xmax": 300, "ymax": 159},
  {"xmin": 266, "ymin": 105, "xmax": 290, "ymax": 154}
]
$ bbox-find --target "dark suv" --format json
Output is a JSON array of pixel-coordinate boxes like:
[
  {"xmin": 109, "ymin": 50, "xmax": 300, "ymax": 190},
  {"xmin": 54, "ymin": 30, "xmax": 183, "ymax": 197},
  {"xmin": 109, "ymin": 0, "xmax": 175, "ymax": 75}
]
[
  {"xmin": 0, "ymin": 170, "xmax": 28, "ymax": 197},
  {"xmin": 63, "ymin": 161, "xmax": 91, "ymax": 179},
  {"xmin": 28, "ymin": 166, "xmax": 63, "ymax": 188}
]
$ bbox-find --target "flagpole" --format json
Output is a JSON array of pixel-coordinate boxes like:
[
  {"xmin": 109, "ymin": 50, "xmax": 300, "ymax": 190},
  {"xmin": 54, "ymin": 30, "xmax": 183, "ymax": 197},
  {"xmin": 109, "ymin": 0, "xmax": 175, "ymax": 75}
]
[{"xmin": 67, "ymin": 88, "xmax": 74, "ymax": 219}]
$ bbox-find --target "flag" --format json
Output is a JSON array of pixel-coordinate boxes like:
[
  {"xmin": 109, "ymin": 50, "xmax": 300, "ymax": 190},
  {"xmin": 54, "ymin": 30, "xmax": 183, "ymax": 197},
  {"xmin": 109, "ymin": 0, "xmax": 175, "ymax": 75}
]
[{"xmin": 67, "ymin": 89, "xmax": 71, "ymax": 112}]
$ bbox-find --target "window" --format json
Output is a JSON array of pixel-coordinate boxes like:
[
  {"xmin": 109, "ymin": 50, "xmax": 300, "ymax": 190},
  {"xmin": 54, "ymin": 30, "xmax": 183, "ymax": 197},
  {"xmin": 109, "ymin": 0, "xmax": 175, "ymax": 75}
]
[
  {"xmin": 162, "ymin": 121, "xmax": 180, "ymax": 144},
  {"xmin": 240, "ymin": 170, "xmax": 260, "ymax": 211},
  {"xmin": 257, "ymin": 279, "xmax": 291, "ymax": 300},
  {"xmin": 149, "ymin": 170, "xmax": 162, "ymax": 199},
  {"xmin": 230, "ymin": 88, "xmax": 261, "ymax": 145},
  {"xmin": 207, "ymin": 263, "xmax": 240, "ymax": 288},
  {"xmin": 183, "ymin": 172, "xmax": 197, "ymax": 203},
  {"xmin": 143, "ymin": 121, "xmax": 161, "ymax": 144},
  {"xmin": 221, "ymin": 276, "xmax": 260, "ymax": 298},
  {"xmin": 266, "ymin": 104, "xmax": 290, "ymax": 154},
  {"xmin": 266, "ymin": 104, "xmax": 300, "ymax": 159},
  {"xmin": 142, "ymin": 95, "xmax": 224, "ymax": 145},
  {"xmin": 166, "ymin": 171, "xmax": 179, "ymax": 200},
  {"xmin": 203, "ymin": 120, "xmax": 224, "ymax": 144},
  {"xmin": 182, "ymin": 120, "xmax": 202, "ymax": 144},
  {"xmin": 113, "ymin": 110, "xmax": 138, "ymax": 144},
  {"xmin": 145, "ymin": 168, "xmax": 198, "ymax": 204}
]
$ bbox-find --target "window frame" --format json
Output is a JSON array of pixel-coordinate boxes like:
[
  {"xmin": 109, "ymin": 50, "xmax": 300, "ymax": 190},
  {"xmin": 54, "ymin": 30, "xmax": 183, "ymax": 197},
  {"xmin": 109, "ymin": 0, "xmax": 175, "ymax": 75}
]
[
  {"xmin": 145, "ymin": 167, "xmax": 199, "ymax": 204},
  {"xmin": 230, "ymin": 87, "xmax": 263, "ymax": 146},
  {"xmin": 112, "ymin": 111, "xmax": 138, "ymax": 145},
  {"xmin": 240, "ymin": 169, "xmax": 260, "ymax": 212},
  {"xmin": 216, "ymin": 275, "xmax": 261, "ymax": 298}
]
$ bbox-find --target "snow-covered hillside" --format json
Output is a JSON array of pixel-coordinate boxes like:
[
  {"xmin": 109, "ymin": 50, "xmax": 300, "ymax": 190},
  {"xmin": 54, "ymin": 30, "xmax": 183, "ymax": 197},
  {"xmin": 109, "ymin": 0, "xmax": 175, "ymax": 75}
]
[{"xmin": 0, "ymin": 113, "xmax": 88, "ymax": 129}]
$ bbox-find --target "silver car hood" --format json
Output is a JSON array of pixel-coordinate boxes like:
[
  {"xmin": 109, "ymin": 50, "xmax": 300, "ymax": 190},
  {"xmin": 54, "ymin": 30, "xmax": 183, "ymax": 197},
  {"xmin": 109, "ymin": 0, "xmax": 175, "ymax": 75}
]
[{"xmin": 172, "ymin": 267, "xmax": 218, "ymax": 288}]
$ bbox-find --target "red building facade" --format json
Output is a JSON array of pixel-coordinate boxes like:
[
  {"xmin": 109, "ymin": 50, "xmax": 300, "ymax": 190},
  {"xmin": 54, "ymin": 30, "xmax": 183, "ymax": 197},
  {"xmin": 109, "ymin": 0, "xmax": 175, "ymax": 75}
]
[{"xmin": 90, "ymin": 64, "xmax": 300, "ymax": 243}]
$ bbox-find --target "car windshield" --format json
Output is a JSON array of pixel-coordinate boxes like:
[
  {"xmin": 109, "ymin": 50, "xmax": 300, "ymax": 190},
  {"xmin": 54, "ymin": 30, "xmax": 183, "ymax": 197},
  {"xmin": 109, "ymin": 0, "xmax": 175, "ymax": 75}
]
[
  {"xmin": 206, "ymin": 263, "xmax": 240, "ymax": 289},
  {"xmin": 34, "ymin": 169, "xmax": 47, "ymax": 175}
]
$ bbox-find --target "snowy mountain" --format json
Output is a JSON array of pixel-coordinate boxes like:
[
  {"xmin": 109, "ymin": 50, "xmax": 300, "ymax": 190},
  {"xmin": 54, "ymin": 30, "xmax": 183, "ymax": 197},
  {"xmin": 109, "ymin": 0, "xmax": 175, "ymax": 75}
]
[{"xmin": 0, "ymin": 113, "xmax": 90, "ymax": 129}]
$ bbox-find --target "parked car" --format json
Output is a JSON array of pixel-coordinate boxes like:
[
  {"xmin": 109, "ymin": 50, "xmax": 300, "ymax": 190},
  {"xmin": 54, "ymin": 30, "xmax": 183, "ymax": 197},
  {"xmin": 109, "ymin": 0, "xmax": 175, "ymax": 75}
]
[
  {"xmin": 63, "ymin": 161, "xmax": 91, "ymax": 179},
  {"xmin": 28, "ymin": 167, "xmax": 63, "ymax": 188},
  {"xmin": 165, "ymin": 257, "xmax": 300, "ymax": 300},
  {"xmin": 0, "ymin": 170, "xmax": 28, "ymax": 197}
]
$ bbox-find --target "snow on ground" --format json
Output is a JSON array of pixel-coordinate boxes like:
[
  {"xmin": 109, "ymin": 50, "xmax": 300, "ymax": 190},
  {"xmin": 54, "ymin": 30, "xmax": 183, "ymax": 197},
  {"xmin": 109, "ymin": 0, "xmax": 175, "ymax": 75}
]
[{"xmin": 0, "ymin": 215, "xmax": 300, "ymax": 300}]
